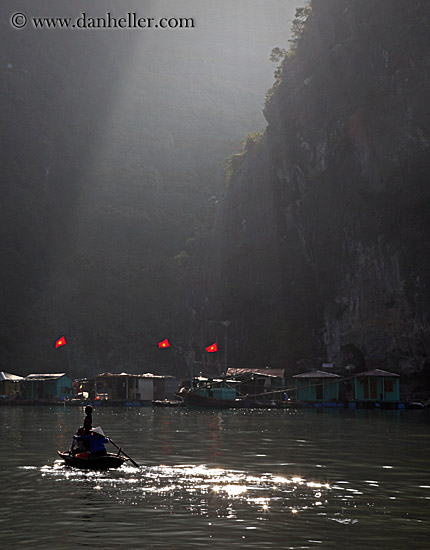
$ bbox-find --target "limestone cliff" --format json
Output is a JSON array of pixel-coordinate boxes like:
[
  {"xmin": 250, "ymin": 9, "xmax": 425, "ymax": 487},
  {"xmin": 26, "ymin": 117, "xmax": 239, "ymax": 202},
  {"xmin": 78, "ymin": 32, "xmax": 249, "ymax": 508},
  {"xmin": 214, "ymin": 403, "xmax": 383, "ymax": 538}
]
[{"xmin": 201, "ymin": 0, "xmax": 430, "ymax": 388}]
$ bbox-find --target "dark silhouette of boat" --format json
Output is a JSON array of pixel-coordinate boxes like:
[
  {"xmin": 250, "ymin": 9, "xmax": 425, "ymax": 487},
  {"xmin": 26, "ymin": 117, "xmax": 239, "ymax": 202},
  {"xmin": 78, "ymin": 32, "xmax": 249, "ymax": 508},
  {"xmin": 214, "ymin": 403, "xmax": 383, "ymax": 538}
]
[
  {"xmin": 58, "ymin": 450, "xmax": 127, "ymax": 469},
  {"xmin": 179, "ymin": 377, "xmax": 245, "ymax": 408},
  {"xmin": 179, "ymin": 376, "xmax": 292, "ymax": 409}
]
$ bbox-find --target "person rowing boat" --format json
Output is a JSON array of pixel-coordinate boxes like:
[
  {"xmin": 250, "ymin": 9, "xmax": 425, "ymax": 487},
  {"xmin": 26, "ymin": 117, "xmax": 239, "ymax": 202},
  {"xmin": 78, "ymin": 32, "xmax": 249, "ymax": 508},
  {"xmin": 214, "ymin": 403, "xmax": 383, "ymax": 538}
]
[
  {"xmin": 73, "ymin": 426, "xmax": 109, "ymax": 458},
  {"xmin": 59, "ymin": 425, "xmax": 139, "ymax": 470},
  {"xmin": 83, "ymin": 405, "xmax": 92, "ymax": 435},
  {"xmin": 71, "ymin": 427, "xmax": 86, "ymax": 455}
]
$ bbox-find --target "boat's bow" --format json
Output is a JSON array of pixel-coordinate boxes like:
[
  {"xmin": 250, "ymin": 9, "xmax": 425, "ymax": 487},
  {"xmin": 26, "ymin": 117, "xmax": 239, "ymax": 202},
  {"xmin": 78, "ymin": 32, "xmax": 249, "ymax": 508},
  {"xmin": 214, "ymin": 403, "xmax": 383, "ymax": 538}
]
[{"xmin": 58, "ymin": 450, "xmax": 127, "ymax": 470}]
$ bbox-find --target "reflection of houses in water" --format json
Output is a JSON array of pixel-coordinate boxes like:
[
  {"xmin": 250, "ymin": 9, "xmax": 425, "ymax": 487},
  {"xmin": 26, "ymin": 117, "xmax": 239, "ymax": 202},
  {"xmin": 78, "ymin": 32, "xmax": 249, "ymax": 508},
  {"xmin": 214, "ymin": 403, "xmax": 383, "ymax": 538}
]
[
  {"xmin": 89, "ymin": 372, "xmax": 177, "ymax": 402},
  {"xmin": 24, "ymin": 373, "xmax": 73, "ymax": 400}
]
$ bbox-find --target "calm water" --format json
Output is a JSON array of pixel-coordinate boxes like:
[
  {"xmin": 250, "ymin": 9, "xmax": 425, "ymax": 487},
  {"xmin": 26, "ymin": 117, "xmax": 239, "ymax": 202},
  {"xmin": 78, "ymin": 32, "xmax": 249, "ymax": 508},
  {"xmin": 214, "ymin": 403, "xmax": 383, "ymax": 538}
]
[{"xmin": 0, "ymin": 406, "xmax": 429, "ymax": 549}]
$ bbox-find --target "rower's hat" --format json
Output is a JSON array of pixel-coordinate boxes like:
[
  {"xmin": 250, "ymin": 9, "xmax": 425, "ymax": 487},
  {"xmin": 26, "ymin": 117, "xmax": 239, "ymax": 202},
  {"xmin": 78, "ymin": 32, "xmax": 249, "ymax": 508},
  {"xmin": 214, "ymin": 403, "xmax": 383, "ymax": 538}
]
[{"xmin": 92, "ymin": 426, "xmax": 105, "ymax": 437}]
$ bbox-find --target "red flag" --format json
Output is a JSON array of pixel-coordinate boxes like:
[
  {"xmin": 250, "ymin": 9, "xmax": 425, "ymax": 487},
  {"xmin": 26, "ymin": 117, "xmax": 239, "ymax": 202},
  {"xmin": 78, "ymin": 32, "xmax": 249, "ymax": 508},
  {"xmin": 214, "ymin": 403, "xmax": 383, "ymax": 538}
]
[
  {"xmin": 55, "ymin": 336, "xmax": 66, "ymax": 349},
  {"xmin": 206, "ymin": 342, "xmax": 217, "ymax": 353},
  {"xmin": 158, "ymin": 338, "xmax": 170, "ymax": 349}
]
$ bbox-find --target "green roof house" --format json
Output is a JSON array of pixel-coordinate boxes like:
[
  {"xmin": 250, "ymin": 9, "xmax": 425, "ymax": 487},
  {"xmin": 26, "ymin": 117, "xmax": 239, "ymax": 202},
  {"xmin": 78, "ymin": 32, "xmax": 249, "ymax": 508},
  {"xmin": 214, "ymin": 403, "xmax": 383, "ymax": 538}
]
[{"xmin": 293, "ymin": 370, "xmax": 341, "ymax": 405}]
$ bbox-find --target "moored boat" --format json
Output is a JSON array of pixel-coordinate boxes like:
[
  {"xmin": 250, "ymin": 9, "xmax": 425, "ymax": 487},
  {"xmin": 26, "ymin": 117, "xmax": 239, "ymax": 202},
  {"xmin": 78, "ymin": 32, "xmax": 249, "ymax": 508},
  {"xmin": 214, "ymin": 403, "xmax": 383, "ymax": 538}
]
[
  {"xmin": 179, "ymin": 375, "xmax": 292, "ymax": 409},
  {"xmin": 180, "ymin": 377, "xmax": 251, "ymax": 408},
  {"xmin": 58, "ymin": 450, "xmax": 128, "ymax": 470}
]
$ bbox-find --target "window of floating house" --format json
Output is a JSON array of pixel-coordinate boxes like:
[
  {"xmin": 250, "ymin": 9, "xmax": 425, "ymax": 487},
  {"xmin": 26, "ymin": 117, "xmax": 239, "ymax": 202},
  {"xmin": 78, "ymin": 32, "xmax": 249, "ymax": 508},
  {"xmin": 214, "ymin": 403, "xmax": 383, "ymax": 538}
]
[{"xmin": 384, "ymin": 379, "xmax": 394, "ymax": 393}]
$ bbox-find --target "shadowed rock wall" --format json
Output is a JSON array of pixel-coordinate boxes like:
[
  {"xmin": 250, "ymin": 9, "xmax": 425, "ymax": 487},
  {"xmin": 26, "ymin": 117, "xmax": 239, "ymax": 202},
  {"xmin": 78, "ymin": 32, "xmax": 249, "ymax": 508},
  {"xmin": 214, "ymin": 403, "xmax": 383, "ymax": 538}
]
[{"xmin": 201, "ymin": 0, "xmax": 430, "ymax": 386}]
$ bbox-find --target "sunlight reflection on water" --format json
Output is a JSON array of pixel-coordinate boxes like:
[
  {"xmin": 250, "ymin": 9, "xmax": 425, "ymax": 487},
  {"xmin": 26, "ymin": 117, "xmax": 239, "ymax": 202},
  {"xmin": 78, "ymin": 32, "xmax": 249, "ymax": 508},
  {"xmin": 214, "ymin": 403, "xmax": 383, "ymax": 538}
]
[
  {"xmin": 3, "ymin": 407, "xmax": 430, "ymax": 548},
  {"xmin": 41, "ymin": 461, "xmax": 339, "ymax": 521}
]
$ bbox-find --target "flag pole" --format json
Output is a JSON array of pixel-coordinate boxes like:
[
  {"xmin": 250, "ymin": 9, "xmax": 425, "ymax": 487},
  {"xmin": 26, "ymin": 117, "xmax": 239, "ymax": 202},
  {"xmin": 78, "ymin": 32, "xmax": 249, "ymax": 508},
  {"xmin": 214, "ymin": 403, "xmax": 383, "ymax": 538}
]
[
  {"xmin": 66, "ymin": 346, "xmax": 72, "ymax": 380},
  {"xmin": 224, "ymin": 333, "xmax": 227, "ymax": 375},
  {"xmin": 190, "ymin": 360, "xmax": 194, "ymax": 389},
  {"xmin": 221, "ymin": 320, "xmax": 230, "ymax": 376}
]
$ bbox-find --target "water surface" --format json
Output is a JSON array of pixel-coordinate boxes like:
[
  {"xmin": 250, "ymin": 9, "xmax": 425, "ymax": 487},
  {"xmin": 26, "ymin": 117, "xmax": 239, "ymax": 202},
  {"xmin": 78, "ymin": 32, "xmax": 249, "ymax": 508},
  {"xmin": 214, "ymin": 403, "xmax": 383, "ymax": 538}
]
[{"xmin": 0, "ymin": 406, "xmax": 429, "ymax": 548}]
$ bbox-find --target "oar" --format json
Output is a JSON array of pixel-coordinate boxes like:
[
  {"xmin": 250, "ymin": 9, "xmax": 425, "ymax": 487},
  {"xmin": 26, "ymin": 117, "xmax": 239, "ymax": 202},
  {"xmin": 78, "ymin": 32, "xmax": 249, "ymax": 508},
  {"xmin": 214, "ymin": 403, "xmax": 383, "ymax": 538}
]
[{"xmin": 109, "ymin": 438, "xmax": 140, "ymax": 468}]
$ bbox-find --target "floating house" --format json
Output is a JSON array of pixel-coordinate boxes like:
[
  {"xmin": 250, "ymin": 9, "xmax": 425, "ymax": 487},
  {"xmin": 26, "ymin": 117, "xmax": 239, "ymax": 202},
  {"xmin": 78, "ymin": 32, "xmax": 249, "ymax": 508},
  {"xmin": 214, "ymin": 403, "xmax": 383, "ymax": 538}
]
[
  {"xmin": 353, "ymin": 369, "xmax": 400, "ymax": 404},
  {"xmin": 130, "ymin": 373, "xmax": 177, "ymax": 401},
  {"xmin": 0, "ymin": 372, "xmax": 24, "ymax": 398},
  {"xmin": 89, "ymin": 372, "xmax": 176, "ymax": 402},
  {"xmin": 293, "ymin": 370, "xmax": 341, "ymax": 403},
  {"xmin": 24, "ymin": 373, "xmax": 73, "ymax": 400}
]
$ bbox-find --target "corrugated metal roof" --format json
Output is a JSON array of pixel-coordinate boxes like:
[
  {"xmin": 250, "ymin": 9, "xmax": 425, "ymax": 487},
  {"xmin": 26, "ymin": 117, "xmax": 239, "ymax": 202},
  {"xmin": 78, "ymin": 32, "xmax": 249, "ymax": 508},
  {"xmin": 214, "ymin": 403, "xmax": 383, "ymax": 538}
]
[
  {"xmin": 25, "ymin": 373, "xmax": 68, "ymax": 381},
  {"xmin": 141, "ymin": 373, "xmax": 175, "ymax": 379},
  {"xmin": 194, "ymin": 376, "xmax": 241, "ymax": 385},
  {"xmin": 0, "ymin": 371, "xmax": 24, "ymax": 381},
  {"xmin": 226, "ymin": 368, "xmax": 285, "ymax": 378},
  {"xmin": 92, "ymin": 372, "xmax": 136, "ymax": 379},
  {"xmin": 93, "ymin": 372, "xmax": 127, "ymax": 377},
  {"xmin": 354, "ymin": 369, "xmax": 400, "ymax": 377},
  {"xmin": 293, "ymin": 370, "xmax": 341, "ymax": 379},
  {"xmin": 92, "ymin": 372, "xmax": 174, "ymax": 379}
]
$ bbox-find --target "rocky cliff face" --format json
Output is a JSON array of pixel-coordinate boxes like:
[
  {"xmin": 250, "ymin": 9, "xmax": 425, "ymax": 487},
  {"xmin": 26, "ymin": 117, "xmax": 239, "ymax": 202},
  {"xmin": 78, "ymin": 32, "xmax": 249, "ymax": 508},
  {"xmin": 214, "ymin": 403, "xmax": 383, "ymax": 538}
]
[{"xmin": 201, "ymin": 0, "xmax": 430, "ymax": 384}]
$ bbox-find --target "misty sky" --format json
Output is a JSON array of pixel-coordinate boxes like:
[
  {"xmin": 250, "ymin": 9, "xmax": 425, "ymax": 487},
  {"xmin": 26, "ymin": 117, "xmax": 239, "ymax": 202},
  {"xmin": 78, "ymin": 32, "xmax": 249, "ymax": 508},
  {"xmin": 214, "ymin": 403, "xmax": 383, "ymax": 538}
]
[{"xmin": 1, "ymin": 0, "xmax": 305, "ymax": 372}]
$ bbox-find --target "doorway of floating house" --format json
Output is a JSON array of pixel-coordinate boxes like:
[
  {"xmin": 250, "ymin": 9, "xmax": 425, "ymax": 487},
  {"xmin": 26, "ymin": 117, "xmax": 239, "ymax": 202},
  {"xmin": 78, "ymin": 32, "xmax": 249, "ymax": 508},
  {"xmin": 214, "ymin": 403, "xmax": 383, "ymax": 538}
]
[
  {"xmin": 370, "ymin": 377, "xmax": 377, "ymax": 399},
  {"xmin": 364, "ymin": 377, "xmax": 378, "ymax": 399}
]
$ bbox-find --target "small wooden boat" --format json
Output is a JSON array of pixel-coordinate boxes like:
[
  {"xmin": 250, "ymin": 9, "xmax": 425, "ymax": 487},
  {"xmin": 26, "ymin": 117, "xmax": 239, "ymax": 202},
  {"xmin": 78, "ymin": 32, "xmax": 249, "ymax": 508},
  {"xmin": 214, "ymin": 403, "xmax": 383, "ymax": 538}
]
[{"xmin": 58, "ymin": 451, "xmax": 128, "ymax": 470}]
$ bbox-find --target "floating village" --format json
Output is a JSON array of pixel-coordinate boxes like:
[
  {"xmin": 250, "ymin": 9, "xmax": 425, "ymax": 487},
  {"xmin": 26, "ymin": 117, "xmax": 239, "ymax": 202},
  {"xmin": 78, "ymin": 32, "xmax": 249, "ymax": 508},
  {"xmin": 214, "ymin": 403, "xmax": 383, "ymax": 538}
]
[{"xmin": 0, "ymin": 366, "xmax": 428, "ymax": 410}]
